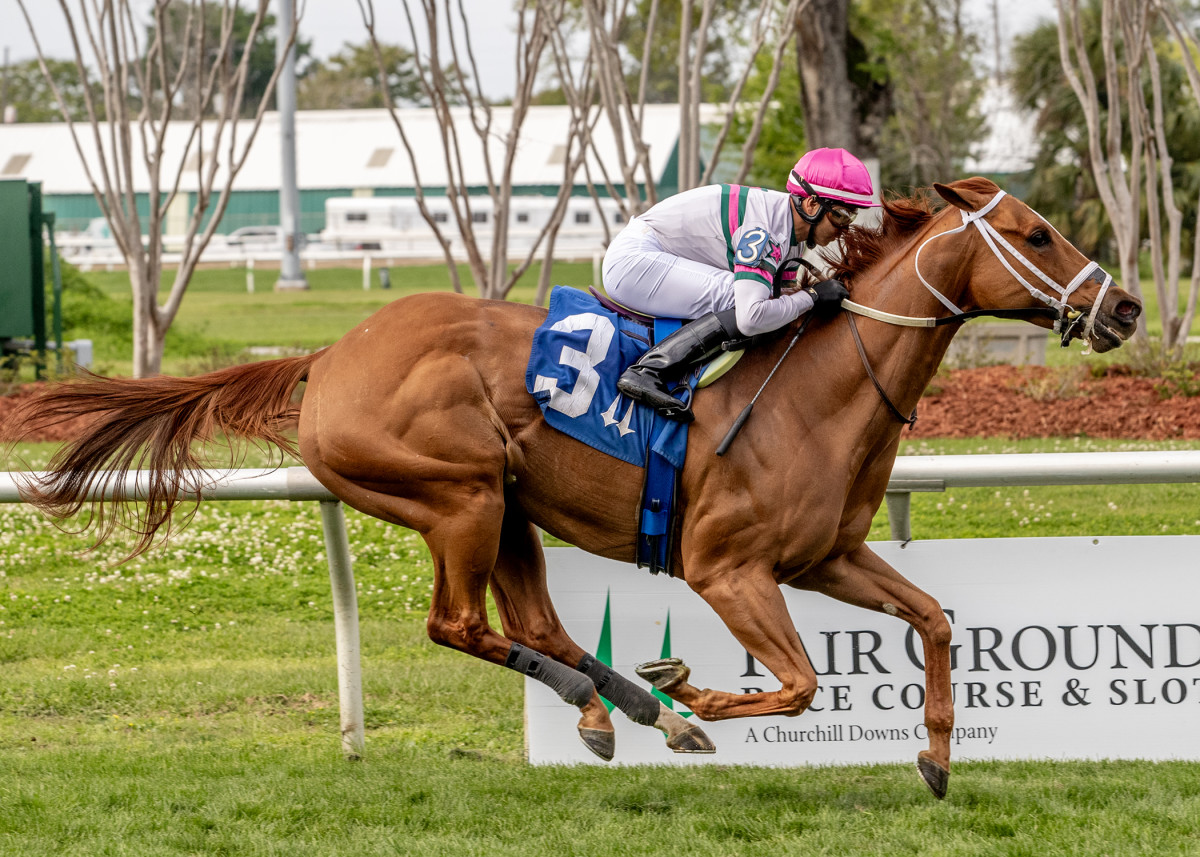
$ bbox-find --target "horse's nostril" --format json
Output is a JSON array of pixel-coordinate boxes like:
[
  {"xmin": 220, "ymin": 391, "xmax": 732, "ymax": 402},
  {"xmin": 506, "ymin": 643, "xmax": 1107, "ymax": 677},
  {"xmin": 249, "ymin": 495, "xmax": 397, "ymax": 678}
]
[{"xmin": 1115, "ymin": 300, "xmax": 1141, "ymax": 323}]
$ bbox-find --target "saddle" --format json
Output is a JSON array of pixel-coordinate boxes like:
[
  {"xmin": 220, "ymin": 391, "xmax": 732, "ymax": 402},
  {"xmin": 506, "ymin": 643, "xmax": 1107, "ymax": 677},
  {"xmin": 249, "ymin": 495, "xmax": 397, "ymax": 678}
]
[
  {"xmin": 586, "ymin": 287, "xmax": 745, "ymax": 389},
  {"xmin": 576, "ymin": 287, "xmax": 753, "ymax": 578},
  {"xmin": 532, "ymin": 286, "xmax": 745, "ymax": 577}
]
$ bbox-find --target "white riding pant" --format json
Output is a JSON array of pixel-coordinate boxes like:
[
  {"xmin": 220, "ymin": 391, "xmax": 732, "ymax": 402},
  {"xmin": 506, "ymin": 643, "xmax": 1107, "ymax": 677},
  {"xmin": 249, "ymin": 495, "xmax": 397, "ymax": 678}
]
[
  {"xmin": 602, "ymin": 218, "xmax": 813, "ymax": 336},
  {"xmin": 603, "ymin": 218, "xmax": 736, "ymax": 319}
]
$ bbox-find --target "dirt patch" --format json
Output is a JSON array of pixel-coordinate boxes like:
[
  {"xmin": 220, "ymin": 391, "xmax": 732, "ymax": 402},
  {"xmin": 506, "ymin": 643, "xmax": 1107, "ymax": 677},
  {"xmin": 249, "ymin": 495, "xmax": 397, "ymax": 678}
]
[
  {"xmin": 0, "ymin": 382, "xmax": 98, "ymax": 444},
  {"xmin": 4, "ymin": 366, "xmax": 1200, "ymax": 441},
  {"xmin": 912, "ymin": 365, "xmax": 1200, "ymax": 440}
]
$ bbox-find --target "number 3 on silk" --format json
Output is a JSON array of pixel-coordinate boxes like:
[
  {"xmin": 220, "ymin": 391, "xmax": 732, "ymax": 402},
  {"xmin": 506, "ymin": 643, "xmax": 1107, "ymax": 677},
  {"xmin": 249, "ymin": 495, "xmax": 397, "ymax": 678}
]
[{"xmin": 735, "ymin": 227, "xmax": 777, "ymax": 266}]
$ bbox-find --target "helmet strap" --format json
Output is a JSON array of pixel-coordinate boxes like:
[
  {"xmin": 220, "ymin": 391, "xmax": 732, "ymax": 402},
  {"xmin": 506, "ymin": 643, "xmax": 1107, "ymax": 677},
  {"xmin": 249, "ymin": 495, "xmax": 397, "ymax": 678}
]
[{"xmin": 791, "ymin": 185, "xmax": 831, "ymax": 250}]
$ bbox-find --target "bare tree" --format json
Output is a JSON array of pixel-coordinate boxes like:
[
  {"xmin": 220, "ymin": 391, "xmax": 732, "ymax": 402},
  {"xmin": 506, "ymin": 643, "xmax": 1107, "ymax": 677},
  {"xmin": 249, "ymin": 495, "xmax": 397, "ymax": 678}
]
[
  {"xmin": 538, "ymin": 5, "xmax": 606, "ymax": 306},
  {"xmin": 676, "ymin": 0, "xmax": 715, "ymax": 192},
  {"xmin": 1145, "ymin": 0, "xmax": 1200, "ymax": 355},
  {"xmin": 583, "ymin": 0, "xmax": 808, "ymax": 211},
  {"xmin": 580, "ymin": 0, "xmax": 663, "ymax": 219},
  {"xmin": 703, "ymin": 0, "xmax": 809, "ymax": 186},
  {"xmin": 1056, "ymin": 0, "xmax": 1200, "ymax": 355},
  {"xmin": 1054, "ymin": 0, "xmax": 1146, "ymax": 326},
  {"xmin": 16, "ymin": 0, "xmax": 297, "ymax": 377},
  {"xmin": 358, "ymin": 0, "xmax": 584, "ymax": 300},
  {"xmin": 359, "ymin": 0, "xmax": 811, "ymax": 305}
]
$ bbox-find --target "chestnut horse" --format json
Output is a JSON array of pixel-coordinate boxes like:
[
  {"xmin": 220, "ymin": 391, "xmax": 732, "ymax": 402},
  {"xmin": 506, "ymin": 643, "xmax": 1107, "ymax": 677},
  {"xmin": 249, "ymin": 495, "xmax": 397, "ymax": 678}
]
[{"xmin": 6, "ymin": 179, "xmax": 1140, "ymax": 798}]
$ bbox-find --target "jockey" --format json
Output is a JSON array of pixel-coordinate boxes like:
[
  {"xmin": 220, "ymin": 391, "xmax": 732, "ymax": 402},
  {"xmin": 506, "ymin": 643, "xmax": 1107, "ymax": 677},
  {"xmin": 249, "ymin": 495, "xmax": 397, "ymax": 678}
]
[{"xmin": 604, "ymin": 147, "xmax": 880, "ymax": 421}]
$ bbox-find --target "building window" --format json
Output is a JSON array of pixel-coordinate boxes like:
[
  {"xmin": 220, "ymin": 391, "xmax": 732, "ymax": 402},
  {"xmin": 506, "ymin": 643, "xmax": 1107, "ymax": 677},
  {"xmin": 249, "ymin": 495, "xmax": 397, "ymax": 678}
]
[
  {"xmin": 472, "ymin": 211, "xmax": 488, "ymax": 224},
  {"xmin": 613, "ymin": 212, "xmax": 625, "ymax": 224},
  {"xmin": 346, "ymin": 212, "xmax": 368, "ymax": 222},
  {"xmin": 1, "ymin": 154, "xmax": 31, "ymax": 176},
  {"xmin": 574, "ymin": 211, "xmax": 591, "ymax": 224},
  {"xmin": 516, "ymin": 212, "xmax": 530, "ymax": 224},
  {"xmin": 366, "ymin": 148, "xmax": 394, "ymax": 168},
  {"xmin": 433, "ymin": 211, "xmax": 450, "ymax": 223}
]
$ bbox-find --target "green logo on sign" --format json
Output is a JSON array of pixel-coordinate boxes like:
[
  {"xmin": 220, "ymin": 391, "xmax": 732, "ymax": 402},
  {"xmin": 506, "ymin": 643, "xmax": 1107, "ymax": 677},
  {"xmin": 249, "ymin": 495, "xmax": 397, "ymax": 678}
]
[{"xmin": 595, "ymin": 589, "xmax": 692, "ymax": 718}]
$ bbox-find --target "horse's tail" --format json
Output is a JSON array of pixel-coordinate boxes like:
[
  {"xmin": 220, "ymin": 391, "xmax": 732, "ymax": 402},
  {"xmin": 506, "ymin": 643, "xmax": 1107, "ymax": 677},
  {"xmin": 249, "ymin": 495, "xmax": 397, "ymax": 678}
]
[{"xmin": 4, "ymin": 351, "xmax": 322, "ymax": 558}]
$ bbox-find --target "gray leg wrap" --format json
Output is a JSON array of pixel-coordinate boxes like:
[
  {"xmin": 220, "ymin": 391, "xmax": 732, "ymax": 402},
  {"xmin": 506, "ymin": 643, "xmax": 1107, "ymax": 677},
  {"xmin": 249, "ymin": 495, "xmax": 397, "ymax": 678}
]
[
  {"xmin": 576, "ymin": 654, "xmax": 661, "ymax": 726},
  {"xmin": 505, "ymin": 643, "xmax": 594, "ymax": 708}
]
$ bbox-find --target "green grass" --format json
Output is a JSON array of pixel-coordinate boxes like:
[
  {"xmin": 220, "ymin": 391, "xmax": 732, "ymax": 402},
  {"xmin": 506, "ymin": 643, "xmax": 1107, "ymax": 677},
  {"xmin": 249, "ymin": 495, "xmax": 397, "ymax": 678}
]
[
  {"xmin": 74, "ymin": 261, "xmax": 594, "ymax": 376},
  {"xmin": 57, "ymin": 262, "xmax": 1200, "ymax": 378},
  {"xmin": 3, "ymin": 437, "xmax": 1200, "ymax": 854}
]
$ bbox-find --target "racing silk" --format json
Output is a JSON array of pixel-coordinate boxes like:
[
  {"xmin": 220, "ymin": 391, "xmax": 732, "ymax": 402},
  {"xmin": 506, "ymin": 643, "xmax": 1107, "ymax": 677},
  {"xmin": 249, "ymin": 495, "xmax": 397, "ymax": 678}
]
[{"xmin": 618, "ymin": 184, "xmax": 813, "ymax": 335}]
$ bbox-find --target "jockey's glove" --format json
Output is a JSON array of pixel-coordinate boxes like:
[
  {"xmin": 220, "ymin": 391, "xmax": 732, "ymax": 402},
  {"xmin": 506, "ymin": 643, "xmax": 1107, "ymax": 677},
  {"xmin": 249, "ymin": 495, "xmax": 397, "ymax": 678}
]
[{"xmin": 803, "ymin": 278, "xmax": 849, "ymax": 314}]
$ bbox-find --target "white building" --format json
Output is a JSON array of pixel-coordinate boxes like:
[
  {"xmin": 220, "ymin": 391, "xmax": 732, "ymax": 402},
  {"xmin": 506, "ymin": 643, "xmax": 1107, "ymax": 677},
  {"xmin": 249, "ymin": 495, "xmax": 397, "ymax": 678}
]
[{"xmin": 0, "ymin": 105, "xmax": 717, "ymax": 240}]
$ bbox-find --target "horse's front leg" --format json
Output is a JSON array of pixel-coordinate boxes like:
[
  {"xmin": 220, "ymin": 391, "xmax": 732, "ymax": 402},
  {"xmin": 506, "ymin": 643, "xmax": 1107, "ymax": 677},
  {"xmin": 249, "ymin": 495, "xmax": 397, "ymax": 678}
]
[
  {"xmin": 638, "ymin": 562, "xmax": 820, "ymax": 720},
  {"xmin": 793, "ymin": 544, "xmax": 954, "ymax": 799}
]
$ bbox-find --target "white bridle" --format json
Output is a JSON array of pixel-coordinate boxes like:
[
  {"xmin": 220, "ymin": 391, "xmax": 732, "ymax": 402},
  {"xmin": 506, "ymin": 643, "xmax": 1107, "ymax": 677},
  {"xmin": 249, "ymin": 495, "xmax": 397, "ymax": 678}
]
[{"xmin": 843, "ymin": 190, "xmax": 1114, "ymax": 351}]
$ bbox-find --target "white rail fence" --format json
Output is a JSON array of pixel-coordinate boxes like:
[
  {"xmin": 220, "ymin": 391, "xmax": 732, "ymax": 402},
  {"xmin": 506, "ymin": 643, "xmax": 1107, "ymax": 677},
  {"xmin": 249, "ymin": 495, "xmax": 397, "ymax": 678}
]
[
  {"xmin": 4, "ymin": 450, "xmax": 1200, "ymax": 757},
  {"xmin": 884, "ymin": 450, "xmax": 1200, "ymax": 540}
]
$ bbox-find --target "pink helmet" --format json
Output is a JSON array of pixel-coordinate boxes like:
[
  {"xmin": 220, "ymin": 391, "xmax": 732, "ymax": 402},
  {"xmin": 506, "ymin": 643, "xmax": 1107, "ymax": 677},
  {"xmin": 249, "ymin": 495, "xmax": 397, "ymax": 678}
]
[{"xmin": 786, "ymin": 148, "xmax": 880, "ymax": 208}]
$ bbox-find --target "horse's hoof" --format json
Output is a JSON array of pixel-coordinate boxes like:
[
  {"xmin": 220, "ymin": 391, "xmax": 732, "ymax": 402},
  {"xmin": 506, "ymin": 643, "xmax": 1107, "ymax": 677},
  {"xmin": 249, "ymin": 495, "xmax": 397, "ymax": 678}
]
[
  {"xmin": 917, "ymin": 752, "xmax": 950, "ymax": 800},
  {"xmin": 654, "ymin": 703, "xmax": 717, "ymax": 755},
  {"xmin": 636, "ymin": 657, "xmax": 689, "ymax": 691},
  {"xmin": 578, "ymin": 727, "xmax": 615, "ymax": 762},
  {"xmin": 666, "ymin": 723, "xmax": 716, "ymax": 754}
]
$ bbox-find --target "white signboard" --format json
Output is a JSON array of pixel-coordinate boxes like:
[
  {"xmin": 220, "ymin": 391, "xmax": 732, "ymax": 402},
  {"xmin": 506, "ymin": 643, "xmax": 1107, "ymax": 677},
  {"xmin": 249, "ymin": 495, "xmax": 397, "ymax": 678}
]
[{"xmin": 528, "ymin": 538, "xmax": 1200, "ymax": 766}]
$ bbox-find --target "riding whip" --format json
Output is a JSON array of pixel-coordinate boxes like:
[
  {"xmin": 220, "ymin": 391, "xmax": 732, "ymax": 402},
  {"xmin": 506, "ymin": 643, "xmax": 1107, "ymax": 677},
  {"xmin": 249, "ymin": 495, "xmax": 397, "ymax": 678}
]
[{"xmin": 715, "ymin": 317, "xmax": 810, "ymax": 456}]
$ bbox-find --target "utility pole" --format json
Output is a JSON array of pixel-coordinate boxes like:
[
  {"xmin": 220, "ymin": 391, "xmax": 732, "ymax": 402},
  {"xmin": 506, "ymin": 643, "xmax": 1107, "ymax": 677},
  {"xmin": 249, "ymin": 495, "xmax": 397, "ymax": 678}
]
[
  {"xmin": 992, "ymin": 0, "xmax": 1003, "ymax": 82},
  {"xmin": 2, "ymin": 47, "xmax": 12, "ymax": 124},
  {"xmin": 275, "ymin": 0, "xmax": 308, "ymax": 291}
]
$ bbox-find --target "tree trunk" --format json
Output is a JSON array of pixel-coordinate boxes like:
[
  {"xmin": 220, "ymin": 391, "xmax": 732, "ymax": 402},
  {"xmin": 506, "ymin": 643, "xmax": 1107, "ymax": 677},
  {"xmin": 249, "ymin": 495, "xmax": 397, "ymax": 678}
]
[
  {"xmin": 795, "ymin": 0, "xmax": 858, "ymax": 150},
  {"xmin": 130, "ymin": 264, "xmax": 165, "ymax": 378}
]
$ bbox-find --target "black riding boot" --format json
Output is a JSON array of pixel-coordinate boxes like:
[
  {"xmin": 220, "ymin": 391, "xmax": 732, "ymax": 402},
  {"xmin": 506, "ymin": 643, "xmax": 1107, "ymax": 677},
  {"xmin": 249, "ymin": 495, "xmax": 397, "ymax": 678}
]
[{"xmin": 617, "ymin": 312, "xmax": 734, "ymax": 422}]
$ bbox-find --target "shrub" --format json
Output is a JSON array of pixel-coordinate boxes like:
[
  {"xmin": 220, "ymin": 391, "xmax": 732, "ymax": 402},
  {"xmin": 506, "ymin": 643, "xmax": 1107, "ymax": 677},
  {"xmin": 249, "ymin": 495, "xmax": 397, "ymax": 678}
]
[
  {"xmin": 1015, "ymin": 365, "xmax": 1093, "ymax": 402},
  {"xmin": 1118, "ymin": 339, "xmax": 1200, "ymax": 399},
  {"xmin": 43, "ymin": 257, "xmax": 222, "ymax": 363}
]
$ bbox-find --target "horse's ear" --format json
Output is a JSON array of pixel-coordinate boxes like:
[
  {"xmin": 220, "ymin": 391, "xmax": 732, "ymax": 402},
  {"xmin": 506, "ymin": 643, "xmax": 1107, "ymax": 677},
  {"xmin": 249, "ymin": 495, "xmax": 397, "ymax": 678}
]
[{"xmin": 933, "ymin": 179, "xmax": 997, "ymax": 213}]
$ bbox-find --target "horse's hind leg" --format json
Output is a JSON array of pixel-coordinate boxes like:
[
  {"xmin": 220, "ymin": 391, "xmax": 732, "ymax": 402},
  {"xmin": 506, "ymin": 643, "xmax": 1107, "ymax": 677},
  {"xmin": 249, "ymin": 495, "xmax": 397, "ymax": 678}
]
[
  {"xmin": 796, "ymin": 544, "xmax": 954, "ymax": 800},
  {"xmin": 487, "ymin": 509, "xmax": 615, "ymax": 760},
  {"xmin": 420, "ymin": 493, "xmax": 596, "ymax": 713},
  {"xmin": 302, "ymin": 458, "xmax": 596, "ymax": 724},
  {"xmin": 488, "ymin": 507, "xmax": 715, "ymax": 758}
]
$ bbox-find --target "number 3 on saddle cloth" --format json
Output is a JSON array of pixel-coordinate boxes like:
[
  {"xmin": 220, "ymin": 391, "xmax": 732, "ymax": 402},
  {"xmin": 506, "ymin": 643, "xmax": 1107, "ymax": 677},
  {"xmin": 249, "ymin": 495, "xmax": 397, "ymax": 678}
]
[{"xmin": 525, "ymin": 286, "xmax": 739, "ymax": 576}]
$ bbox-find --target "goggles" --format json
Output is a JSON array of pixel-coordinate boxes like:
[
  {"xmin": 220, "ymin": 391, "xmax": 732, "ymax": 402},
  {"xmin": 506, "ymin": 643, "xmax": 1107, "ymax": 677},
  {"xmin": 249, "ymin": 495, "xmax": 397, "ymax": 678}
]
[
  {"xmin": 826, "ymin": 204, "xmax": 859, "ymax": 227},
  {"xmin": 793, "ymin": 178, "xmax": 859, "ymax": 228}
]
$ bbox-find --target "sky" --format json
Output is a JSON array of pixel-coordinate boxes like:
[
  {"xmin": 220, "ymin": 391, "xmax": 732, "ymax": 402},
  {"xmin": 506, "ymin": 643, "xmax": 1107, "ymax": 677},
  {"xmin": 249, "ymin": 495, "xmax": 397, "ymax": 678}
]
[{"xmin": 1, "ymin": 0, "xmax": 1056, "ymax": 103}]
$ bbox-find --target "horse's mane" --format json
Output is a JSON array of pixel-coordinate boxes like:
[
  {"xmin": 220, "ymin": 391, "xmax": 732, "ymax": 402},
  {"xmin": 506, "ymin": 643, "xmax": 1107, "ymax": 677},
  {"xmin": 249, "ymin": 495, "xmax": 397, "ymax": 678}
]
[{"xmin": 819, "ymin": 177, "xmax": 999, "ymax": 285}]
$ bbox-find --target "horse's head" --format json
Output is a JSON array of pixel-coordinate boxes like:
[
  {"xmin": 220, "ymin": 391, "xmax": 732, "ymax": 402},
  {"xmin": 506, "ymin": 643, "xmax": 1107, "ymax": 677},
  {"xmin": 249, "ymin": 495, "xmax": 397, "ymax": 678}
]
[{"xmin": 932, "ymin": 178, "xmax": 1141, "ymax": 353}]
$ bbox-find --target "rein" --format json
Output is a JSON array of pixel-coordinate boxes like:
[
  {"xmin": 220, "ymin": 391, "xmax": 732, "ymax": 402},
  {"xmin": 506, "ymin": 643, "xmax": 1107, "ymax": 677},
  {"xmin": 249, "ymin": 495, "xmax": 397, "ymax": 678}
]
[
  {"xmin": 841, "ymin": 299, "xmax": 1059, "ymax": 329},
  {"xmin": 835, "ymin": 190, "xmax": 1114, "ymax": 349},
  {"xmin": 796, "ymin": 256, "xmax": 1059, "ymax": 334},
  {"xmin": 844, "ymin": 313, "xmax": 917, "ymax": 428},
  {"xmin": 791, "ymin": 191, "xmax": 1114, "ymax": 426}
]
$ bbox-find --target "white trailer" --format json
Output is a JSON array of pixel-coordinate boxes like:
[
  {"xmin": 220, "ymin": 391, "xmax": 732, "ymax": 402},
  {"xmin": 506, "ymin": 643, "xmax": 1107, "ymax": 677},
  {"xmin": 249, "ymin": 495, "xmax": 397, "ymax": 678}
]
[{"xmin": 320, "ymin": 195, "xmax": 627, "ymax": 259}]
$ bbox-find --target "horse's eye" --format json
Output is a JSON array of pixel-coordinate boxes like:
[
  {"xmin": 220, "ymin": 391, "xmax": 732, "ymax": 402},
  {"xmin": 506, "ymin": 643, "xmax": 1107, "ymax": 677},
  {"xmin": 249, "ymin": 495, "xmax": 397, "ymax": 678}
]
[{"xmin": 1028, "ymin": 230, "xmax": 1051, "ymax": 248}]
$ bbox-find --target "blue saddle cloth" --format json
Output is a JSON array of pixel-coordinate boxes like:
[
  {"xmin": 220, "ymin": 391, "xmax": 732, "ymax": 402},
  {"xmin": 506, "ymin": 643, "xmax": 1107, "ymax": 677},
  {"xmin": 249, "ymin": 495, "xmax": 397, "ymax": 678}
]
[
  {"xmin": 526, "ymin": 286, "xmax": 688, "ymax": 470},
  {"xmin": 526, "ymin": 286, "xmax": 693, "ymax": 575}
]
